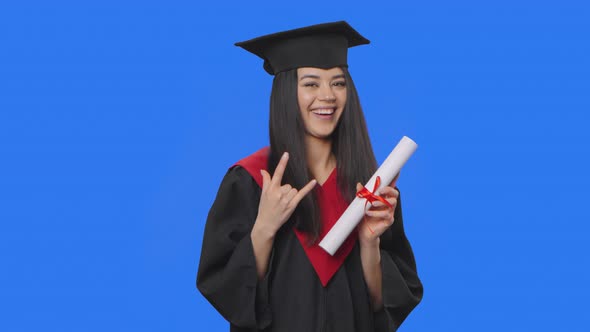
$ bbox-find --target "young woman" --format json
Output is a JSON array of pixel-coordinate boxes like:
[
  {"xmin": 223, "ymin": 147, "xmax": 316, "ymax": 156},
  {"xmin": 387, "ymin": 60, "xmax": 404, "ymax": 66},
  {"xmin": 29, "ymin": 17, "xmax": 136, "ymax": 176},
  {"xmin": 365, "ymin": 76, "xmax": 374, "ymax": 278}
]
[{"xmin": 197, "ymin": 21, "xmax": 423, "ymax": 332}]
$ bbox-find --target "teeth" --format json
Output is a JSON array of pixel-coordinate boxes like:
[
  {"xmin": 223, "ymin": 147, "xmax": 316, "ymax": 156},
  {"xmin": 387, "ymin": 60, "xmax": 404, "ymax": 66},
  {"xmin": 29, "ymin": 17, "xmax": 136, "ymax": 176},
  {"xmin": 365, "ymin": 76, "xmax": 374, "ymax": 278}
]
[{"xmin": 312, "ymin": 109, "xmax": 335, "ymax": 115}]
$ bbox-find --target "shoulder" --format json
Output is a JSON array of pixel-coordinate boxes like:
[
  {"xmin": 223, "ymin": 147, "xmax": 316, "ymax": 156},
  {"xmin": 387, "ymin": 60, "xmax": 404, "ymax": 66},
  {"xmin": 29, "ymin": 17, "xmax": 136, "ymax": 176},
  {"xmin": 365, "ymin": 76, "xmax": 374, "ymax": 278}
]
[
  {"xmin": 234, "ymin": 147, "xmax": 269, "ymax": 170},
  {"xmin": 215, "ymin": 147, "xmax": 269, "ymax": 192},
  {"xmin": 231, "ymin": 147, "xmax": 269, "ymax": 188},
  {"xmin": 212, "ymin": 166, "xmax": 261, "ymax": 209},
  {"xmin": 223, "ymin": 165, "xmax": 256, "ymax": 184}
]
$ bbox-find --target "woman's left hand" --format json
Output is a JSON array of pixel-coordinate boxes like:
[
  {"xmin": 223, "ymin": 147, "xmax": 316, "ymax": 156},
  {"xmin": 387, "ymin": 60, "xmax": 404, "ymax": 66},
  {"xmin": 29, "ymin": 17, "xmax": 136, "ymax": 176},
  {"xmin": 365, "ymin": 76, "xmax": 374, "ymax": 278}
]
[{"xmin": 356, "ymin": 183, "xmax": 399, "ymax": 246}]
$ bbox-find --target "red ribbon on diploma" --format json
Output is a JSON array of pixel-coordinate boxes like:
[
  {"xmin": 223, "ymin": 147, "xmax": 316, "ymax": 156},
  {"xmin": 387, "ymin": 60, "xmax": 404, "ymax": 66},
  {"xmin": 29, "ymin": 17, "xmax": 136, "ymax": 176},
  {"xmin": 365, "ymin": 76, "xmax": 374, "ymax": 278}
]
[{"xmin": 356, "ymin": 176, "xmax": 393, "ymax": 234}]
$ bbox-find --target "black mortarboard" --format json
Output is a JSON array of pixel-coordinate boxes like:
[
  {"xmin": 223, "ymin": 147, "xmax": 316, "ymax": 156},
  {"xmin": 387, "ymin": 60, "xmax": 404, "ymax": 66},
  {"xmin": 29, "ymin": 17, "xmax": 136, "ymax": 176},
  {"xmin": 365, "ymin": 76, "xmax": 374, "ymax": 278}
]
[{"xmin": 235, "ymin": 21, "xmax": 370, "ymax": 75}]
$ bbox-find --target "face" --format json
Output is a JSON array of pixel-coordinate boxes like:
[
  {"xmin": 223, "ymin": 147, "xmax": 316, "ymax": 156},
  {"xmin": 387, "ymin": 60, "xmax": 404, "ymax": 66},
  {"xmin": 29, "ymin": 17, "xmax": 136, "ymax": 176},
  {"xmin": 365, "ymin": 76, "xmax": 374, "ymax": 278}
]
[{"xmin": 297, "ymin": 67, "xmax": 347, "ymax": 140}]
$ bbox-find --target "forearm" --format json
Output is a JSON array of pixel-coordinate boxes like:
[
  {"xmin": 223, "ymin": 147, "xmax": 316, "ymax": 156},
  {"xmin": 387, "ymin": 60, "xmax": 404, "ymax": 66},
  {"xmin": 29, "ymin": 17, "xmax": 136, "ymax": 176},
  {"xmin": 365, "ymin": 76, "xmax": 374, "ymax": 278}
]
[
  {"xmin": 360, "ymin": 239, "xmax": 383, "ymax": 311},
  {"xmin": 250, "ymin": 221, "xmax": 276, "ymax": 279}
]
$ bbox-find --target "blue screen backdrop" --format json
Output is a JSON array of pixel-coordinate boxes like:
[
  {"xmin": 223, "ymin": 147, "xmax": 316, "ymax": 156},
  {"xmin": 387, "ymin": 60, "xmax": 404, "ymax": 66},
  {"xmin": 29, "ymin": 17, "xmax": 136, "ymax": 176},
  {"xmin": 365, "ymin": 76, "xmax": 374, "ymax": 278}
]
[{"xmin": 1, "ymin": 1, "xmax": 589, "ymax": 331}]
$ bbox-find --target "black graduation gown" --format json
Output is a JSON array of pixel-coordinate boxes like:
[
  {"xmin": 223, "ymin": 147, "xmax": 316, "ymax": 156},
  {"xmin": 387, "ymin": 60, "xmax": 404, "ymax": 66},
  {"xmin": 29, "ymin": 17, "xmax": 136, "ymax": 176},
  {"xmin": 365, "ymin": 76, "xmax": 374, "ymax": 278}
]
[{"xmin": 197, "ymin": 166, "xmax": 423, "ymax": 332}]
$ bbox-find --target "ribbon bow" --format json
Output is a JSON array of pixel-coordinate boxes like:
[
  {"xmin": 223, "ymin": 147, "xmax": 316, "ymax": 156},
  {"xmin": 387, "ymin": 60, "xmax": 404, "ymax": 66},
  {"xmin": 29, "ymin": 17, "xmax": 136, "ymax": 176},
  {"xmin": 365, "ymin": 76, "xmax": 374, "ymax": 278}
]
[{"xmin": 356, "ymin": 176, "xmax": 393, "ymax": 234}]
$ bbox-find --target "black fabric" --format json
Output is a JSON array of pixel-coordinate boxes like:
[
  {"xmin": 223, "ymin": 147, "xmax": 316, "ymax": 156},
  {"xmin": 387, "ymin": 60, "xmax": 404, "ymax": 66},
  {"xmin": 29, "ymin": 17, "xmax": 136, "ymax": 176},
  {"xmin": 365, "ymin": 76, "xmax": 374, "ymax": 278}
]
[
  {"xmin": 197, "ymin": 166, "xmax": 423, "ymax": 331},
  {"xmin": 234, "ymin": 21, "xmax": 370, "ymax": 75}
]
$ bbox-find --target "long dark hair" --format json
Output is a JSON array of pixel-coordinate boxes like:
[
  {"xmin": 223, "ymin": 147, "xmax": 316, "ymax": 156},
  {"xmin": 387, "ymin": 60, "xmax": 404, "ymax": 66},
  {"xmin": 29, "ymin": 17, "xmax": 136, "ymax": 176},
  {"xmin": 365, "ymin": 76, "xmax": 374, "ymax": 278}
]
[{"xmin": 268, "ymin": 67, "xmax": 377, "ymax": 243}]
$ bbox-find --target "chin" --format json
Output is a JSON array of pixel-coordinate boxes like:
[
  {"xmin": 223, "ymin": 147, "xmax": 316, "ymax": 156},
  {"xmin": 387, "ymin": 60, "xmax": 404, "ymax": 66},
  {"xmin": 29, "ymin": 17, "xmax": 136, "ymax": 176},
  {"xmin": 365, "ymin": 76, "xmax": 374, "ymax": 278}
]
[{"xmin": 309, "ymin": 131, "xmax": 336, "ymax": 140}]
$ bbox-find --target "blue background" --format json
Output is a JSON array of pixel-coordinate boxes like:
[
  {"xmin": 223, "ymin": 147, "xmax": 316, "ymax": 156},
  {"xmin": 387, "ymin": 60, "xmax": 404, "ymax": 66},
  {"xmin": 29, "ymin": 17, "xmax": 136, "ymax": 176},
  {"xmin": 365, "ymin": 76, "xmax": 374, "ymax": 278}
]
[{"xmin": 1, "ymin": 1, "xmax": 589, "ymax": 331}]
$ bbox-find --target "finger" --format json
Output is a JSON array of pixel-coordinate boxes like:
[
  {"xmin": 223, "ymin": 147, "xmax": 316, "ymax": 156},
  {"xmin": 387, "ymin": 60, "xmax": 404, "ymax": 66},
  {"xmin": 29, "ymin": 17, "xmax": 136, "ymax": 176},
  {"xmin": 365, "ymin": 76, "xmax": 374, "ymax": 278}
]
[
  {"xmin": 385, "ymin": 197, "xmax": 398, "ymax": 209},
  {"xmin": 369, "ymin": 201, "xmax": 389, "ymax": 210},
  {"xmin": 280, "ymin": 184, "xmax": 292, "ymax": 194},
  {"xmin": 292, "ymin": 179, "xmax": 317, "ymax": 205},
  {"xmin": 356, "ymin": 182, "xmax": 363, "ymax": 192},
  {"xmin": 378, "ymin": 186, "xmax": 399, "ymax": 199},
  {"xmin": 283, "ymin": 188, "xmax": 298, "ymax": 203},
  {"xmin": 365, "ymin": 210, "xmax": 391, "ymax": 219},
  {"xmin": 260, "ymin": 170, "xmax": 271, "ymax": 191},
  {"xmin": 271, "ymin": 152, "xmax": 289, "ymax": 187},
  {"xmin": 384, "ymin": 216, "xmax": 395, "ymax": 226}
]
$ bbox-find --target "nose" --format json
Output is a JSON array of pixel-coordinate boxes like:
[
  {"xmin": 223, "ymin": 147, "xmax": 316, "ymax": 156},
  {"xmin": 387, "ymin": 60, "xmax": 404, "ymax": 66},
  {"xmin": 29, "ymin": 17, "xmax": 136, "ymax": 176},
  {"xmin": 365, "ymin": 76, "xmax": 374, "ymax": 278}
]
[{"xmin": 318, "ymin": 84, "xmax": 336, "ymax": 102}]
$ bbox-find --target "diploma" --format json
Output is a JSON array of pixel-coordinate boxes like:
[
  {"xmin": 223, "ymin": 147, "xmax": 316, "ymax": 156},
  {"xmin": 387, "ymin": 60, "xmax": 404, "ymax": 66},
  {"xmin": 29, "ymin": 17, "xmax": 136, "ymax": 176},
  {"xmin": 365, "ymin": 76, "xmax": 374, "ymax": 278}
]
[{"xmin": 319, "ymin": 136, "xmax": 418, "ymax": 255}]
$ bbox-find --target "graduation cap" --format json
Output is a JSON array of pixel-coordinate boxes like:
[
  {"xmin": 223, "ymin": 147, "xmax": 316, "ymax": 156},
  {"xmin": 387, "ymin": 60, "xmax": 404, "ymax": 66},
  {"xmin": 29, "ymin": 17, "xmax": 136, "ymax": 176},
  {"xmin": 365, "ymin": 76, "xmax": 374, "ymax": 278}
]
[{"xmin": 235, "ymin": 21, "xmax": 370, "ymax": 75}]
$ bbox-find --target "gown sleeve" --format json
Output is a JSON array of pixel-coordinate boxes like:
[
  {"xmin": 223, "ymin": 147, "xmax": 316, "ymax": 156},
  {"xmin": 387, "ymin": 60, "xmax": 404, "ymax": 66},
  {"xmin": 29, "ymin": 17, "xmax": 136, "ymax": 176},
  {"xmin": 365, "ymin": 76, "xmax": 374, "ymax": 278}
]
[
  {"xmin": 196, "ymin": 166, "xmax": 272, "ymax": 330},
  {"xmin": 373, "ymin": 190, "xmax": 424, "ymax": 331}
]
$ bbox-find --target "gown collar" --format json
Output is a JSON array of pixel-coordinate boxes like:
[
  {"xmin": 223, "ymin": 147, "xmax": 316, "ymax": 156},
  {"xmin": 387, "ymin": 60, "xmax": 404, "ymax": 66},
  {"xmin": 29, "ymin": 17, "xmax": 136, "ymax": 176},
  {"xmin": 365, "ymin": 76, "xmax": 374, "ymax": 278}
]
[{"xmin": 234, "ymin": 147, "xmax": 357, "ymax": 287}]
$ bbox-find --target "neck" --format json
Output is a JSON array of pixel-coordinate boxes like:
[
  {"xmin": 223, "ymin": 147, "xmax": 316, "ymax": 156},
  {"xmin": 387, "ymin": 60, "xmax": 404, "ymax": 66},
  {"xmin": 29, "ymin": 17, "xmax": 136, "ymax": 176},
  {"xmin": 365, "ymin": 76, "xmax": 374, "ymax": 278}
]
[{"xmin": 304, "ymin": 135, "xmax": 335, "ymax": 182}]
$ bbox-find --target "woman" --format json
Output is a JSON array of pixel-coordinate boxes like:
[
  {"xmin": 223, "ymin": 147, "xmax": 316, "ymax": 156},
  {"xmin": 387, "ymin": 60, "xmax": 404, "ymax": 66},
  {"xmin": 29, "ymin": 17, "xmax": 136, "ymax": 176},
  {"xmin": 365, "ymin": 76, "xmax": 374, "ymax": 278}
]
[{"xmin": 197, "ymin": 21, "xmax": 422, "ymax": 332}]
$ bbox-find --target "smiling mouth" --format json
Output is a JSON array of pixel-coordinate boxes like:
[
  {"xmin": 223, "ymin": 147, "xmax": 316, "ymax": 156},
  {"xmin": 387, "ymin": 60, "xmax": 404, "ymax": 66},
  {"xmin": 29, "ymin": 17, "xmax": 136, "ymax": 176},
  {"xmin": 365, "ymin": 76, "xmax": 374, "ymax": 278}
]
[{"xmin": 311, "ymin": 108, "xmax": 335, "ymax": 116}]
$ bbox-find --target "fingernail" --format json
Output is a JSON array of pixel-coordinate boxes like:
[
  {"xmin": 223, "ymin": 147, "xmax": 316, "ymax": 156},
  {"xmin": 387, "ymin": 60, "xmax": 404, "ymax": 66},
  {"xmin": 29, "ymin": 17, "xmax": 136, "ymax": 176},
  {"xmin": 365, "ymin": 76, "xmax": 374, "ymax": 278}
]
[{"xmin": 282, "ymin": 152, "xmax": 288, "ymax": 159}]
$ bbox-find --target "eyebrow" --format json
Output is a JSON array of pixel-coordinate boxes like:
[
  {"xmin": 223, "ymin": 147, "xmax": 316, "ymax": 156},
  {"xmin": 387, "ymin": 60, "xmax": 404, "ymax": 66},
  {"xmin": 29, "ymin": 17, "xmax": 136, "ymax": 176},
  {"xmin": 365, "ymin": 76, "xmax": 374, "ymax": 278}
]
[{"xmin": 299, "ymin": 74, "xmax": 346, "ymax": 81}]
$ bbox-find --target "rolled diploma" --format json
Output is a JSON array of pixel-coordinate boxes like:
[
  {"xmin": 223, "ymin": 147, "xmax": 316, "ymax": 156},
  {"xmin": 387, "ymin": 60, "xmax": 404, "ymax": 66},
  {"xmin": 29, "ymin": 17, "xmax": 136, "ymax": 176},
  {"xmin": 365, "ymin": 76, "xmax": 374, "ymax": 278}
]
[{"xmin": 319, "ymin": 136, "xmax": 418, "ymax": 256}]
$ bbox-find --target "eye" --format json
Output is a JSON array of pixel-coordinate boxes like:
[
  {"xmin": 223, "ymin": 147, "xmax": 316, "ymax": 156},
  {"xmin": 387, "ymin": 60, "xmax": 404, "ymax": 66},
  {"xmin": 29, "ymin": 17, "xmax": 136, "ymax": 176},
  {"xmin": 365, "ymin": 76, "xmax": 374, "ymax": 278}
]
[
  {"xmin": 303, "ymin": 82, "xmax": 319, "ymax": 87},
  {"xmin": 333, "ymin": 81, "xmax": 347, "ymax": 87}
]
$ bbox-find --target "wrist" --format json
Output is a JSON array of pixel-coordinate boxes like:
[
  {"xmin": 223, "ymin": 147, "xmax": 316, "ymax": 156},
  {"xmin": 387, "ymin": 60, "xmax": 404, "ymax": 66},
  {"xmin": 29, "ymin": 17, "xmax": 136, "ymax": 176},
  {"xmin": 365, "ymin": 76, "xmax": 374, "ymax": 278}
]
[
  {"xmin": 359, "ymin": 236, "xmax": 380, "ymax": 250},
  {"xmin": 252, "ymin": 219, "xmax": 277, "ymax": 241}
]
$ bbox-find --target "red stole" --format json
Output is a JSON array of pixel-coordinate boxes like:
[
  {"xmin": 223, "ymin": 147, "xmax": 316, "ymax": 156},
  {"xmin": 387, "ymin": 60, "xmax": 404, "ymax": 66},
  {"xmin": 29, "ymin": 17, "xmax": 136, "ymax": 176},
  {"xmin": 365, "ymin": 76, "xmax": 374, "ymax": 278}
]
[{"xmin": 234, "ymin": 147, "xmax": 357, "ymax": 287}]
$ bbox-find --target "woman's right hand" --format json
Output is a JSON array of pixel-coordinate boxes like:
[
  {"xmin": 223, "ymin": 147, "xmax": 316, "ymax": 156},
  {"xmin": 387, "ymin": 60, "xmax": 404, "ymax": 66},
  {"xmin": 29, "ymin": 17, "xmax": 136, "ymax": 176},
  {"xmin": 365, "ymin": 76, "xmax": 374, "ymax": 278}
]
[{"xmin": 254, "ymin": 152, "xmax": 317, "ymax": 237}]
